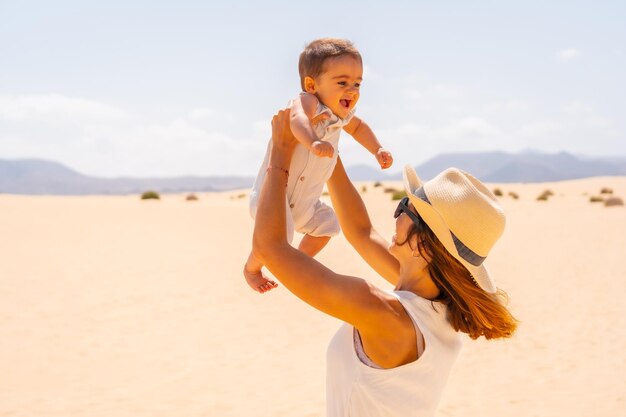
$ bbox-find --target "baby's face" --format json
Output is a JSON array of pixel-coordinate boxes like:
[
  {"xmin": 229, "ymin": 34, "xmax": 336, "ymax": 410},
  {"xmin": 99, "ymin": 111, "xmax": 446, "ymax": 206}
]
[{"xmin": 311, "ymin": 55, "xmax": 362, "ymax": 119}]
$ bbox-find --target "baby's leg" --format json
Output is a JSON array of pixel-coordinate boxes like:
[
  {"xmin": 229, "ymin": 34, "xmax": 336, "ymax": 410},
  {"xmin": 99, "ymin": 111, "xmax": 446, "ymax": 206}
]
[
  {"xmin": 243, "ymin": 188, "xmax": 291, "ymax": 294},
  {"xmin": 298, "ymin": 234, "xmax": 331, "ymax": 257},
  {"xmin": 295, "ymin": 199, "xmax": 338, "ymax": 258},
  {"xmin": 243, "ymin": 251, "xmax": 278, "ymax": 294}
]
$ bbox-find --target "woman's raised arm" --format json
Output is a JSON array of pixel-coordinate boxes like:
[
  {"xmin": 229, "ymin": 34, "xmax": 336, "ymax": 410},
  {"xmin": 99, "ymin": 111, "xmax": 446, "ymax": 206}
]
[
  {"xmin": 252, "ymin": 110, "xmax": 399, "ymax": 331},
  {"xmin": 327, "ymin": 157, "xmax": 400, "ymax": 285}
]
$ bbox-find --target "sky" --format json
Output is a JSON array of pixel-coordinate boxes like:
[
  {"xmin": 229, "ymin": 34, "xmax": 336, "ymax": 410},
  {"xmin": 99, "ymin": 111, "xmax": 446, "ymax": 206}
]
[{"xmin": 0, "ymin": 0, "xmax": 624, "ymax": 178}]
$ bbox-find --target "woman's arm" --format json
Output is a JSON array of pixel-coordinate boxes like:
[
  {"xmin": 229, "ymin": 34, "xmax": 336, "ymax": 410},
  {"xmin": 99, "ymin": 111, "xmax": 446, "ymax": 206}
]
[
  {"xmin": 252, "ymin": 110, "xmax": 396, "ymax": 330},
  {"xmin": 326, "ymin": 157, "xmax": 401, "ymax": 285}
]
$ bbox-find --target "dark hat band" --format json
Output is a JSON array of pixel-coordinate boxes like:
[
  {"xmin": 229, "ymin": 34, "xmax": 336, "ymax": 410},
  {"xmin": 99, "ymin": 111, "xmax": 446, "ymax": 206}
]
[{"xmin": 414, "ymin": 187, "xmax": 486, "ymax": 267}]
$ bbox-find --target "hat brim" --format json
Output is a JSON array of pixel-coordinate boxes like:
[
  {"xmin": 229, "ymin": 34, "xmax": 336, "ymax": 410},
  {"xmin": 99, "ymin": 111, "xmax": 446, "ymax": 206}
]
[{"xmin": 402, "ymin": 165, "xmax": 497, "ymax": 294}]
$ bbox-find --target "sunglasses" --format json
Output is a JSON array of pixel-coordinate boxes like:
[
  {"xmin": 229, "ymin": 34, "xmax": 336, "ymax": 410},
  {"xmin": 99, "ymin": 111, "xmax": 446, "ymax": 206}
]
[{"xmin": 394, "ymin": 197, "xmax": 422, "ymax": 228}]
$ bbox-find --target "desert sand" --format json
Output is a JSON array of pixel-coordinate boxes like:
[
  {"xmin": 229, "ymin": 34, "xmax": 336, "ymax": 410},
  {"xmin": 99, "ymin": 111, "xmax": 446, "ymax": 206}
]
[{"xmin": 1, "ymin": 177, "xmax": 625, "ymax": 417}]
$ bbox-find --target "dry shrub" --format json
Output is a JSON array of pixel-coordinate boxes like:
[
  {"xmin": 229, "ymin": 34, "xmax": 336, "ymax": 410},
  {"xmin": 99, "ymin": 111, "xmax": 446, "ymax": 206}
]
[
  {"xmin": 536, "ymin": 190, "xmax": 553, "ymax": 201},
  {"xmin": 600, "ymin": 187, "xmax": 613, "ymax": 194},
  {"xmin": 604, "ymin": 197, "xmax": 624, "ymax": 207},
  {"xmin": 508, "ymin": 191, "xmax": 519, "ymax": 200},
  {"xmin": 237, "ymin": 193, "xmax": 247, "ymax": 199},
  {"xmin": 391, "ymin": 190, "xmax": 407, "ymax": 200},
  {"xmin": 589, "ymin": 196, "xmax": 604, "ymax": 203},
  {"xmin": 384, "ymin": 187, "xmax": 398, "ymax": 193},
  {"xmin": 361, "ymin": 185, "xmax": 367, "ymax": 193},
  {"xmin": 493, "ymin": 188, "xmax": 503, "ymax": 197},
  {"xmin": 141, "ymin": 190, "xmax": 160, "ymax": 200},
  {"xmin": 373, "ymin": 181, "xmax": 383, "ymax": 188}
]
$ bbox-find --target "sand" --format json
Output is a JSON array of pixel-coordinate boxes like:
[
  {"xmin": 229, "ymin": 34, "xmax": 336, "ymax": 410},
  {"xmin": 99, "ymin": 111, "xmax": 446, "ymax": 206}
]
[{"xmin": 1, "ymin": 177, "xmax": 625, "ymax": 417}]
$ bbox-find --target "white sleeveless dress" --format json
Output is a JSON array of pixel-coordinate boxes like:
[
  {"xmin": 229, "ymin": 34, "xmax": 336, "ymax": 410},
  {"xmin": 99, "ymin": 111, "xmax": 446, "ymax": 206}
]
[{"xmin": 326, "ymin": 290, "xmax": 463, "ymax": 417}]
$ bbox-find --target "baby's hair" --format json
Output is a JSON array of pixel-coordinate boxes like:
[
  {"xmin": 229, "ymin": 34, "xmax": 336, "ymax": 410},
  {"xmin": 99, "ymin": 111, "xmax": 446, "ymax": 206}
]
[{"xmin": 298, "ymin": 38, "xmax": 362, "ymax": 90}]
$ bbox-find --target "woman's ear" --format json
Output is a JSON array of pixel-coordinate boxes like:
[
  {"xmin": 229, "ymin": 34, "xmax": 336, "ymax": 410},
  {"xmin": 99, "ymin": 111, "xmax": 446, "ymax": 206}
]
[
  {"xmin": 411, "ymin": 235, "xmax": 432, "ymax": 262},
  {"xmin": 409, "ymin": 233, "xmax": 421, "ymax": 256},
  {"xmin": 419, "ymin": 240, "xmax": 433, "ymax": 264},
  {"xmin": 304, "ymin": 76, "xmax": 316, "ymax": 93}
]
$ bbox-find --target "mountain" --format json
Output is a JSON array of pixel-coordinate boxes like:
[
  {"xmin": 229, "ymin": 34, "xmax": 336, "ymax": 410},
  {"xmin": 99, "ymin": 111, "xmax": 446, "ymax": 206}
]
[
  {"xmin": 0, "ymin": 159, "xmax": 254, "ymax": 195},
  {"xmin": 2, "ymin": 151, "xmax": 626, "ymax": 195},
  {"xmin": 482, "ymin": 152, "xmax": 623, "ymax": 182},
  {"xmin": 409, "ymin": 151, "xmax": 513, "ymax": 180},
  {"xmin": 385, "ymin": 151, "xmax": 626, "ymax": 182}
]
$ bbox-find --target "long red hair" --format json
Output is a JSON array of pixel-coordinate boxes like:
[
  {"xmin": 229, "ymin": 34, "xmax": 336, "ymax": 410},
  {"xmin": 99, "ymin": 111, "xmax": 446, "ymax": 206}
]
[{"xmin": 403, "ymin": 223, "xmax": 518, "ymax": 340}]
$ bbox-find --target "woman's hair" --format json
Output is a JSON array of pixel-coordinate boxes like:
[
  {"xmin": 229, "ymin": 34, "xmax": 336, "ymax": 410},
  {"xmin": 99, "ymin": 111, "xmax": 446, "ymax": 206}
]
[
  {"xmin": 298, "ymin": 38, "xmax": 362, "ymax": 90},
  {"xmin": 400, "ymin": 222, "xmax": 518, "ymax": 340}
]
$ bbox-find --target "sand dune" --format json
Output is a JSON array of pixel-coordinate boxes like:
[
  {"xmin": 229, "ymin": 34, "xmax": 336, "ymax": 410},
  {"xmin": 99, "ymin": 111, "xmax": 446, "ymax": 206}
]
[{"xmin": 1, "ymin": 176, "xmax": 625, "ymax": 417}]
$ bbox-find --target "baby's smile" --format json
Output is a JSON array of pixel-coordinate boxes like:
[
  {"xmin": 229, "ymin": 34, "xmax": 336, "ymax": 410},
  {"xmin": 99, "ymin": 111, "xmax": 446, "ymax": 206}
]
[{"xmin": 340, "ymin": 99, "xmax": 352, "ymax": 109}]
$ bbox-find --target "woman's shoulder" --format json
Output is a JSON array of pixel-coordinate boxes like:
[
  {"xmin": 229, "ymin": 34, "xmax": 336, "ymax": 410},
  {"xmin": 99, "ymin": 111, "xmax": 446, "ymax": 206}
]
[
  {"xmin": 391, "ymin": 290, "xmax": 461, "ymax": 344},
  {"xmin": 392, "ymin": 290, "xmax": 443, "ymax": 310}
]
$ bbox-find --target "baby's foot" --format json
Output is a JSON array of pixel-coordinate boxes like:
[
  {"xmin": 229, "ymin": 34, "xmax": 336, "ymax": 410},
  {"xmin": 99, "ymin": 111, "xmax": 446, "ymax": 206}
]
[{"xmin": 243, "ymin": 265, "xmax": 278, "ymax": 294}]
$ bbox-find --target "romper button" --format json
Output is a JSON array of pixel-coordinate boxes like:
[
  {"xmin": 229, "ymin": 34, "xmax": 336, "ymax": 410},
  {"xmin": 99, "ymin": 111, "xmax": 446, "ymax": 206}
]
[
  {"xmin": 300, "ymin": 176, "xmax": 305, "ymax": 181},
  {"xmin": 289, "ymin": 203, "xmax": 295, "ymax": 208}
]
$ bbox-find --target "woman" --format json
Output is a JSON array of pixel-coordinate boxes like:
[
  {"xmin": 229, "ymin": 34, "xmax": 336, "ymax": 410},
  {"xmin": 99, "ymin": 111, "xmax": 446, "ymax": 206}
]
[{"xmin": 252, "ymin": 109, "xmax": 517, "ymax": 417}]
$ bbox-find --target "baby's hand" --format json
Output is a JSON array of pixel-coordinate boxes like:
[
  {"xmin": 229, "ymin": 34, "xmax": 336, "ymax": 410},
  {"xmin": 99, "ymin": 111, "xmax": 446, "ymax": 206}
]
[
  {"xmin": 376, "ymin": 148, "xmax": 393, "ymax": 169},
  {"xmin": 311, "ymin": 140, "xmax": 335, "ymax": 158}
]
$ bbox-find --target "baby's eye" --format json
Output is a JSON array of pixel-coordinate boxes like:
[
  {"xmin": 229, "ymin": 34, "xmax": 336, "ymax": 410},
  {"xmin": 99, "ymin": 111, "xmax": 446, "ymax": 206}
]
[
  {"xmin": 354, "ymin": 83, "xmax": 361, "ymax": 88},
  {"xmin": 337, "ymin": 81, "xmax": 347, "ymax": 86}
]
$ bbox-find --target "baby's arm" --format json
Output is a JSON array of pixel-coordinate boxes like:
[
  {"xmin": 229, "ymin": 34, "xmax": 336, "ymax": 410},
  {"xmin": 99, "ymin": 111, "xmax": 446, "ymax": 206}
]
[
  {"xmin": 343, "ymin": 116, "xmax": 393, "ymax": 169},
  {"xmin": 290, "ymin": 94, "xmax": 334, "ymax": 158}
]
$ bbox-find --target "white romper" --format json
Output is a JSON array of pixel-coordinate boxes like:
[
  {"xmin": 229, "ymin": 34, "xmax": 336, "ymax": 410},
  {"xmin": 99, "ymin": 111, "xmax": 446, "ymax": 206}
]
[
  {"xmin": 249, "ymin": 95, "xmax": 355, "ymax": 243},
  {"xmin": 326, "ymin": 291, "xmax": 463, "ymax": 417}
]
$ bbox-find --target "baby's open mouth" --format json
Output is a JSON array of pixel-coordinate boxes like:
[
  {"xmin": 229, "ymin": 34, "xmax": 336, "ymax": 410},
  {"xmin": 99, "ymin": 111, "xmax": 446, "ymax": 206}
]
[{"xmin": 340, "ymin": 99, "xmax": 352, "ymax": 109}]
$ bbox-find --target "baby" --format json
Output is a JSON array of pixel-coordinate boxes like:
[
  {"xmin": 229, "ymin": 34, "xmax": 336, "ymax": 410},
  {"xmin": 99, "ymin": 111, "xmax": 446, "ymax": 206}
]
[{"xmin": 244, "ymin": 38, "xmax": 393, "ymax": 293}]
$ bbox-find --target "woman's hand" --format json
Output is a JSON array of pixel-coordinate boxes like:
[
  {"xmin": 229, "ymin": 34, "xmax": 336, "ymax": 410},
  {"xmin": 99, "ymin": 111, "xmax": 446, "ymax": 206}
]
[{"xmin": 271, "ymin": 108, "xmax": 298, "ymax": 155}]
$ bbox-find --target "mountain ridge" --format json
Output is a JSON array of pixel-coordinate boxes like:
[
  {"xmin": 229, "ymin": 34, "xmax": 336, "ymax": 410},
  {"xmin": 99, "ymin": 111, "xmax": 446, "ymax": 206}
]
[{"xmin": 2, "ymin": 151, "xmax": 626, "ymax": 195}]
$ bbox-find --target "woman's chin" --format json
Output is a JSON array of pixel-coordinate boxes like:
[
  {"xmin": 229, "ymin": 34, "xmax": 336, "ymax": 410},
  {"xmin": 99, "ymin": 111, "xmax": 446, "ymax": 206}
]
[{"xmin": 388, "ymin": 235, "xmax": 398, "ymax": 252}]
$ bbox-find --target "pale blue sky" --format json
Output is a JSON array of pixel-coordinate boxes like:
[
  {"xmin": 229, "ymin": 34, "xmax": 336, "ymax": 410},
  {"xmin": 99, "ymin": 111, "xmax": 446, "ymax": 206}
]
[{"xmin": 1, "ymin": 1, "xmax": 624, "ymax": 177}]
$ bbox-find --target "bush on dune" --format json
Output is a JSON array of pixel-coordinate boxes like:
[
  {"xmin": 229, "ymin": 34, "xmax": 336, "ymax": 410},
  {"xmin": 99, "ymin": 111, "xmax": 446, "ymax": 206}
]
[
  {"xmin": 604, "ymin": 197, "xmax": 624, "ymax": 207},
  {"xmin": 141, "ymin": 190, "xmax": 160, "ymax": 200},
  {"xmin": 391, "ymin": 190, "xmax": 407, "ymax": 201},
  {"xmin": 536, "ymin": 190, "xmax": 554, "ymax": 201}
]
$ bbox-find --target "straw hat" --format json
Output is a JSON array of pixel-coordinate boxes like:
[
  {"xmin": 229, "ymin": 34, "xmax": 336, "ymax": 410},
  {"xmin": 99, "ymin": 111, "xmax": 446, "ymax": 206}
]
[{"xmin": 402, "ymin": 165, "xmax": 505, "ymax": 293}]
